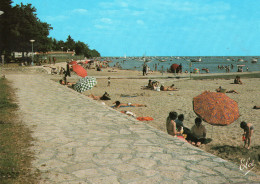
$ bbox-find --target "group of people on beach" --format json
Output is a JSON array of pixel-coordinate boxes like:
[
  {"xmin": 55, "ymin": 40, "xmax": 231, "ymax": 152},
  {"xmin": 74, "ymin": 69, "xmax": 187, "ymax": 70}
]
[
  {"xmin": 166, "ymin": 111, "xmax": 207, "ymax": 147},
  {"xmin": 142, "ymin": 79, "xmax": 178, "ymax": 91},
  {"xmin": 57, "ymin": 64, "xmax": 256, "ymax": 150},
  {"xmin": 166, "ymin": 110, "xmax": 254, "ymax": 149}
]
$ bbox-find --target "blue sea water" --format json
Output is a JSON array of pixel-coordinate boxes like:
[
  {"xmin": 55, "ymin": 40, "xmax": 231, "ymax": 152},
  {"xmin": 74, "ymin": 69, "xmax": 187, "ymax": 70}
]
[{"xmin": 103, "ymin": 56, "xmax": 260, "ymax": 74}]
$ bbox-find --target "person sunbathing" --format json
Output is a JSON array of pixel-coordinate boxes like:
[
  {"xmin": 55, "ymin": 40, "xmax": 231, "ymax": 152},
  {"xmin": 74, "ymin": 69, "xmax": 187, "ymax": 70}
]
[
  {"xmin": 253, "ymin": 106, "xmax": 260, "ymax": 109},
  {"xmin": 59, "ymin": 79, "xmax": 75, "ymax": 86},
  {"xmin": 121, "ymin": 110, "xmax": 137, "ymax": 118},
  {"xmin": 113, "ymin": 101, "xmax": 147, "ymax": 108},
  {"xmin": 88, "ymin": 92, "xmax": 111, "ymax": 100},
  {"xmin": 160, "ymin": 84, "xmax": 178, "ymax": 91},
  {"xmin": 216, "ymin": 86, "xmax": 238, "ymax": 94}
]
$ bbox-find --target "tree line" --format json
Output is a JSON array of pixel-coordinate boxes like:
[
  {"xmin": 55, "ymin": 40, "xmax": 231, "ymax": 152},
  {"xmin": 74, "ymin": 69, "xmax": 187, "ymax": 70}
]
[{"xmin": 0, "ymin": 0, "xmax": 100, "ymax": 62}]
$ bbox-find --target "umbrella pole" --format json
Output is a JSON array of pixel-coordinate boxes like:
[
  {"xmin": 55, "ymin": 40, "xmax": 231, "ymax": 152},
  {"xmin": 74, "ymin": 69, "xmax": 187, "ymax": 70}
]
[{"xmin": 211, "ymin": 126, "xmax": 213, "ymax": 138}]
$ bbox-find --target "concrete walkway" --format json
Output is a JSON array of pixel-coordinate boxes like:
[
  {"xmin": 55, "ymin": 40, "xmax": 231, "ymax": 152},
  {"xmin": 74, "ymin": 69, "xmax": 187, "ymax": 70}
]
[{"xmin": 7, "ymin": 74, "xmax": 259, "ymax": 184}]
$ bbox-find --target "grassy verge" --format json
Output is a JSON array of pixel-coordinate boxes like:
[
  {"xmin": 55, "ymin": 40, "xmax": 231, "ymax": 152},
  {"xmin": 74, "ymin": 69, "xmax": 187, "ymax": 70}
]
[{"xmin": 0, "ymin": 77, "xmax": 39, "ymax": 183}]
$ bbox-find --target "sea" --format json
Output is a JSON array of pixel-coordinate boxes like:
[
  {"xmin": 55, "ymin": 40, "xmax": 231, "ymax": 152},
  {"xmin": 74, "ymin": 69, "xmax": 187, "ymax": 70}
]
[{"xmin": 101, "ymin": 56, "xmax": 260, "ymax": 74}]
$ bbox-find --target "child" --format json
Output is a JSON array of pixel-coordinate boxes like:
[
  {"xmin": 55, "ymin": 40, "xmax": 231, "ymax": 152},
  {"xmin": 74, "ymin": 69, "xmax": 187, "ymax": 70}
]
[
  {"xmin": 240, "ymin": 121, "xmax": 254, "ymax": 149},
  {"xmin": 107, "ymin": 77, "xmax": 111, "ymax": 87}
]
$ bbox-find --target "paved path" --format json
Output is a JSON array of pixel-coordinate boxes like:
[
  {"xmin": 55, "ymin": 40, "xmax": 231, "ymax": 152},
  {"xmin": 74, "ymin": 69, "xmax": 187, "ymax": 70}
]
[{"xmin": 7, "ymin": 74, "xmax": 259, "ymax": 184}]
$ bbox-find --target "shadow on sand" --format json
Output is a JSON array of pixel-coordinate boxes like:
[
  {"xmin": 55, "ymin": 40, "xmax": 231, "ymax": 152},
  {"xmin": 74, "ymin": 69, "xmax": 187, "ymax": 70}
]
[{"xmin": 208, "ymin": 145, "xmax": 260, "ymax": 173}]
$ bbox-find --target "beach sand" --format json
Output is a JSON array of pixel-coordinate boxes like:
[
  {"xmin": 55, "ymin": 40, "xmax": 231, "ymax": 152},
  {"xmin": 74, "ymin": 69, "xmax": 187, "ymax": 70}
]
[{"xmin": 51, "ymin": 64, "xmax": 260, "ymax": 174}]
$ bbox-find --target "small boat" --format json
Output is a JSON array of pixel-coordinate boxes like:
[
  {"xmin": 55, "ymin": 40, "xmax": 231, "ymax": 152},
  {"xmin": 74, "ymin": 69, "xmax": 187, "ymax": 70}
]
[
  {"xmin": 251, "ymin": 58, "xmax": 258, "ymax": 63},
  {"xmin": 191, "ymin": 58, "xmax": 202, "ymax": 62},
  {"xmin": 202, "ymin": 68, "xmax": 210, "ymax": 73}
]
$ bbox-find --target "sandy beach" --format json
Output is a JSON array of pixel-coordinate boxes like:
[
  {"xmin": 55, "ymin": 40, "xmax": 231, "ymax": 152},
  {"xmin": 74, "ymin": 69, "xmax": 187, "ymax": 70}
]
[
  {"xmin": 66, "ymin": 66, "xmax": 259, "ymax": 173},
  {"xmin": 33, "ymin": 63, "xmax": 260, "ymax": 174}
]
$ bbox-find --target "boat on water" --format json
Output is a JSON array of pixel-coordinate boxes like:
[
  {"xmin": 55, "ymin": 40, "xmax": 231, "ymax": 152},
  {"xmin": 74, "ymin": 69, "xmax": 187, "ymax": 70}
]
[
  {"xmin": 251, "ymin": 58, "xmax": 258, "ymax": 63},
  {"xmin": 191, "ymin": 58, "xmax": 202, "ymax": 62}
]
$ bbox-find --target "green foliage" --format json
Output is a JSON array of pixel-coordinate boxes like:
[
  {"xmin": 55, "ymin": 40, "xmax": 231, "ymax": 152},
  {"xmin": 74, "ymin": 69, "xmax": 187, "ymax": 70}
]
[
  {"xmin": 0, "ymin": 0, "xmax": 101, "ymax": 60},
  {"xmin": 51, "ymin": 35, "xmax": 101, "ymax": 58},
  {"xmin": 0, "ymin": 78, "xmax": 18, "ymax": 110},
  {"xmin": 0, "ymin": 1, "xmax": 52, "ymax": 58}
]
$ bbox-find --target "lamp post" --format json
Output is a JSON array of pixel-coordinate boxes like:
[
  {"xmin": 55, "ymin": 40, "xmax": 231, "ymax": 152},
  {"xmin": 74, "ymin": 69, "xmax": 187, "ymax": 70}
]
[
  {"xmin": 61, "ymin": 47, "xmax": 63, "ymax": 52},
  {"xmin": 0, "ymin": 11, "xmax": 4, "ymax": 67},
  {"xmin": 30, "ymin": 40, "xmax": 35, "ymax": 65}
]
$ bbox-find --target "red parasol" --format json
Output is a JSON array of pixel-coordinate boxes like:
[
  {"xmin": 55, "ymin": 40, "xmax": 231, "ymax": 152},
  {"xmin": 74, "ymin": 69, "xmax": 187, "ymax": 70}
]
[
  {"xmin": 193, "ymin": 91, "xmax": 239, "ymax": 126},
  {"xmin": 171, "ymin": 63, "xmax": 179, "ymax": 70},
  {"xmin": 72, "ymin": 64, "xmax": 87, "ymax": 77},
  {"xmin": 69, "ymin": 60, "xmax": 78, "ymax": 65}
]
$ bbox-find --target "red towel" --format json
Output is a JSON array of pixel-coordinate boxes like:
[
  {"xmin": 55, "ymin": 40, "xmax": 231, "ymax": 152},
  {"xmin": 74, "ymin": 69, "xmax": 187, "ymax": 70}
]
[{"xmin": 137, "ymin": 117, "xmax": 154, "ymax": 121}]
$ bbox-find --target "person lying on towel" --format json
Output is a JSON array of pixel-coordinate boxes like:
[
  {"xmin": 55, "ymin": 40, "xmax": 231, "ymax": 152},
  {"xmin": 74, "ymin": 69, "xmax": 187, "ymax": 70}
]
[{"xmin": 113, "ymin": 101, "xmax": 147, "ymax": 108}]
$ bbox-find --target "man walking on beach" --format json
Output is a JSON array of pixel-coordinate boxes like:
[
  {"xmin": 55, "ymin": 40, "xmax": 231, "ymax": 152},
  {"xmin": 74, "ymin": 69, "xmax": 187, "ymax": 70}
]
[{"xmin": 143, "ymin": 63, "xmax": 147, "ymax": 76}]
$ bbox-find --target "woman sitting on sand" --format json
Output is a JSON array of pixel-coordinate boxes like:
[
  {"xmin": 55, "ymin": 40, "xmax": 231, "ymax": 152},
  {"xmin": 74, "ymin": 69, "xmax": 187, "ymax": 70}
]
[
  {"xmin": 142, "ymin": 79, "xmax": 159, "ymax": 90},
  {"xmin": 240, "ymin": 121, "xmax": 254, "ymax": 149},
  {"xmin": 151, "ymin": 81, "xmax": 160, "ymax": 90},
  {"xmin": 113, "ymin": 101, "xmax": 147, "ymax": 108},
  {"xmin": 88, "ymin": 92, "xmax": 111, "ymax": 100},
  {"xmin": 160, "ymin": 84, "xmax": 178, "ymax": 91},
  {"xmin": 166, "ymin": 111, "xmax": 183, "ymax": 137},
  {"xmin": 234, "ymin": 75, "xmax": 243, "ymax": 84},
  {"xmin": 216, "ymin": 86, "xmax": 238, "ymax": 94}
]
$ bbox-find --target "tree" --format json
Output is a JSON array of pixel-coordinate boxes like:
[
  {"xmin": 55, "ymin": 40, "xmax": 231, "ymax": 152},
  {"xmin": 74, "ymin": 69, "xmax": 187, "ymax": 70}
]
[
  {"xmin": 0, "ymin": 2, "xmax": 52, "ymax": 60},
  {"xmin": 75, "ymin": 41, "xmax": 90, "ymax": 55},
  {"xmin": 0, "ymin": 1, "xmax": 101, "ymax": 60},
  {"xmin": 0, "ymin": 0, "xmax": 14, "ymax": 57},
  {"xmin": 65, "ymin": 35, "xmax": 75, "ymax": 52},
  {"xmin": 88, "ymin": 49, "xmax": 101, "ymax": 58},
  {"xmin": 10, "ymin": 3, "xmax": 52, "ymax": 53}
]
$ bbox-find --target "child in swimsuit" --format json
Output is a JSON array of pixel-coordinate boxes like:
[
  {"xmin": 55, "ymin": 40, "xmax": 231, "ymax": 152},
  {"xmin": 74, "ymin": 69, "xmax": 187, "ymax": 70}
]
[{"xmin": 240, "ymin": 121, "xmax": 254, "ymax": 149}]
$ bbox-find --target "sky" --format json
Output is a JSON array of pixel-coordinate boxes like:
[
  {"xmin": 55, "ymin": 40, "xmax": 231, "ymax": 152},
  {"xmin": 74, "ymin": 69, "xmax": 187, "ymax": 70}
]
[{"xmin": 11, "ymin": 0, "xmax": 260, "ymax": 57}]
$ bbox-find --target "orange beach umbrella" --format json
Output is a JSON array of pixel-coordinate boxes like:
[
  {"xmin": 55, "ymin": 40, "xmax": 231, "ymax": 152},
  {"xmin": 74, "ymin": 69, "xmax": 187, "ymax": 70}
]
[
  {"xmin": 193, "ymin": 91, "xmax": 239, "ymax": 126},
  {"xmin": 69, "ymin": 60, "xmax": 78, "ymax": 65},
  {"xmin": 72, "ymin": 64, "xmax": 87, "ymax": 78}
]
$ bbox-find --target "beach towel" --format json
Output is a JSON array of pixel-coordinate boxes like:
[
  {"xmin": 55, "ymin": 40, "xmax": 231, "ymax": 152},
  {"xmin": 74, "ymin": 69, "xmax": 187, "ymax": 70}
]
[
  {"xmin": 177, "ymin": 135, "xmax": 187, "ymax": 142},
  {"xmin": 136, "ymin": 117, "xmax": 154, "ymax": 121}
]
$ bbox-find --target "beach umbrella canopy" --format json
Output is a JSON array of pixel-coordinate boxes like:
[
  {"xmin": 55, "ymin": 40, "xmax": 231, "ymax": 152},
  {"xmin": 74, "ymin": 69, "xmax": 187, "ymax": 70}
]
[
  {"xmin": 170, "ymin": 64, "xmax": 179, "ymax": 72},
  {"xmin": 72, "ymin": 64, "xmax": 87, "ymax": 77},
  {"xmin": 73, "ymin": 77, "xmax": 97, "ymax": 93},
  {"xmin": 193, "ymin": 91, "xmax": 239, "ymax": 126},
  {"xmin": 69, "ymin": 60, "xmax": 78, "ymax": 65}
]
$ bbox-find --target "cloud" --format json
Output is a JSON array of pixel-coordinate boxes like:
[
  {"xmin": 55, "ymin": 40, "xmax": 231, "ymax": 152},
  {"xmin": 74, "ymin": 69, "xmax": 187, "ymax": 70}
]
[
  {"xmin": 136, "ymin": 20, "xmax": 144, "ymax": 25},
  {"xmin": 119, "ymin": 2, "xmax": 128, "ymax": 8},
  {"xmin": 44, "ymin": 15, "xmax": 68, "ymax": 22},
  {"xmin": 100, "ymin": 18, "xmax": 112, "ymax": 24},
  {"xmin": 197, "ymin": 15, "xmax": 226, "ymax": 21},
  {"xmin": 71, "ymin": 9, "xmax": 88, "ymax": 14},
  {"xmin": 94, "ymin": 24, "xmax": 105, "ymax": 29}
]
